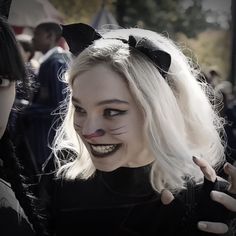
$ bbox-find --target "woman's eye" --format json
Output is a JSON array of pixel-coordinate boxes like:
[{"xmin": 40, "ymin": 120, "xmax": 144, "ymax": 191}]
[
  {"xmin": 0, "ymin": 78, "xmax": 11, "ymax": 88},
  {"xmin": 74, "ymin": 105, "xmax": 86, "ymax": 115},
  {"xmin": 104, "ymin": 109, "xmax": 127, "ymax": 117}
]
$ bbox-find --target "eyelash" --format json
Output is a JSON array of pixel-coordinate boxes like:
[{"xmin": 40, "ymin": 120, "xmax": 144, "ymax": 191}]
[
  {"xmin": 103, "ymin": 109, "xmax": 127, "ymax": 118},
  {"xmin": 73, "ymin": 105, "xmax": 127, "ymax": 118}
]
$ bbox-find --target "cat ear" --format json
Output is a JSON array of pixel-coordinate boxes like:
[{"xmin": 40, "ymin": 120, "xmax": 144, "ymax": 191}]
[{"xmin": 61, "ymin": 23, "xmax": 102, "ymax": 56}]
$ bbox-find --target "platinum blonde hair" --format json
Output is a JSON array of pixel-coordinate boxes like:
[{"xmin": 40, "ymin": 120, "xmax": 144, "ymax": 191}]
[{"xmin": 52, "ymin": 28, "xmax": 226, "ymax": 193}]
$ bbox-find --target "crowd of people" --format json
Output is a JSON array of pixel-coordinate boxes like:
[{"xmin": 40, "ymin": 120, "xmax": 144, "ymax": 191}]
[{"xmin": 0, "ymin": 0, "xmax": 236, "ymax": 235}]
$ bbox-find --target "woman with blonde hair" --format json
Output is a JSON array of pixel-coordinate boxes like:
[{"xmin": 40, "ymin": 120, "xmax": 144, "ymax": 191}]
[{"xmin": 40, "ymin": 23, "xmax": 236, "ymax": 235}]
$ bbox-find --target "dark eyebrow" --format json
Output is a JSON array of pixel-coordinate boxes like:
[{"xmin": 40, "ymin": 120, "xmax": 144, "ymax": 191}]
[
  {"xmin": 71, "ymin": 97, "xmax": 129, "ymax": 106},
  {"xmin": 97, "ymin": 99, "xmax": 129, "ymax": 106}
]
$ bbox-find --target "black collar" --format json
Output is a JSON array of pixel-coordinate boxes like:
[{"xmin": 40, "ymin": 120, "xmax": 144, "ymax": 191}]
[{"xmin": 97, "ymin": 163, "xmax": 155, "ymax": 197}]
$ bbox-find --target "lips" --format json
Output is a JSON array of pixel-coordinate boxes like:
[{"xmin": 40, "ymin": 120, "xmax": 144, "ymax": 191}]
[{"xmin": 89, "ymin": 143, "xmax": 121, "ymax": 158}]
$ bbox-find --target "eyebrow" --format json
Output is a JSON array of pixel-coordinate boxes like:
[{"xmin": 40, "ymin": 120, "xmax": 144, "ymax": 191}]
[{"xmin": 71, "ymin": 97, "xmax": 129, "ymax": 106}]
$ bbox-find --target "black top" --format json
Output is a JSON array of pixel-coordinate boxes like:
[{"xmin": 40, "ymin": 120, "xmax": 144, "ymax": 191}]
[
  {"xmin": 40, "ymin": 163, "xmax": 235, "ymax": 236},
  {"xmin": 0, "ymin": 159, "xmax": 34, "ymax": 236}
]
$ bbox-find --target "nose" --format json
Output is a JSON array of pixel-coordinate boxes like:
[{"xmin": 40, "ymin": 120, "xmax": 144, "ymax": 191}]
[
  {"xmin": 83, "ymin": 129, "xmax": 105, "ymax": 139},
  {"xmin": 81, "ymin": 117, "xmax": 105, "ymax": 140}
]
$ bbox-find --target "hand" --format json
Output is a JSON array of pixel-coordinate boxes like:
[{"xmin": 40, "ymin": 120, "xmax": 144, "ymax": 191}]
[
  {"xmin": 160, "ymin": 157, "xmax": 236, "ymax": 234},
  {"xmin": 193, "ymin": 158, "xmax": 236, "ymax": 234},
  {"xmin": 160, "ymin": 156, "xmax": 218, "ymax": 205}
]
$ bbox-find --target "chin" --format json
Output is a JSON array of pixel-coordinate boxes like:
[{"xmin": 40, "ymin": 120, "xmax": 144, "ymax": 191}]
[{"xmin": 92, "ymin": 158, "xmax": 122, "ymax": 172}]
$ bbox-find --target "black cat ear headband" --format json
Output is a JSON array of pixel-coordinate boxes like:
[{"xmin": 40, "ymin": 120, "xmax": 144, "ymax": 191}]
[
  {"xmin": 0, "ymin": 0, "xmax": 12, "ymax": 19},
  {"xmin": 61, "ymin": 23, "xmax": 171, "ymax": 78}
]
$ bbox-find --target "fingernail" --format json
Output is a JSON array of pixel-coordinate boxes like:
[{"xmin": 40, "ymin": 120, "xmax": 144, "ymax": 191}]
[
  {"xmin": 198, "ymin": 222, "xmax": 207, "ymax": 229},
  {"xmin": 192, "ymin": 156, "xmax": 200, "ymax": 163},
  {"xmin": 210, "ymin": 190, "xmax": 222, "ymax": 202},
  {"xmin": 224, "ymin": 162, "xmax": 234, "ymax": 174},
  {"xmin": 161, "ymin": 189, "xmax": 174, "ymax": 205},
  {"xmin": 210, "ymin": 190, "xmax": 216, "ymax": 200},
  {"xmin": 225, "ymin": 162, "xmax": 233, "ymax": 169}
]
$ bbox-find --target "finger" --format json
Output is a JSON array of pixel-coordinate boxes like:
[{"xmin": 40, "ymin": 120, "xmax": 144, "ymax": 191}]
[
  {"xmin": 224, "ymin": 162, "xmax": 236, "ymax": 193},
  {"xmin": 160, "ymin": 189, "xmax": 174, "ymax": 205},
  {"xmin": 211, "ymin": 190, "xmax": 236, "ymax": 211},
  {"xmin": 198, "ymin": 221, "xmax": 228, "ymax": 234},
  {"xmin": 193, "ymin": 156, "xmax": 216, "ymax": 182}
]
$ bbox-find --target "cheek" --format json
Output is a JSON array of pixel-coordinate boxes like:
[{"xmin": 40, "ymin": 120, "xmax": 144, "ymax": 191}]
[
  {"xmin": 0, "ymin": 85, "xmax": 15, "ymax": 129},
  {"xmin": 5, "ymin": 85, "xmax": 16, "ymax": 110},
  {"xmin": 129, "ymin": 114, "xmax": 145, "ymax": 139},
  {"xmin": 73, "ymin": 113, "xmax": 83, "ymax": 133}
]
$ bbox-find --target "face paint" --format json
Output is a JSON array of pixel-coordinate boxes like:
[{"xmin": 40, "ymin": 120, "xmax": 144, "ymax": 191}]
[
  {"xmin": 71, "ymin": 64, "xmax": 154, "ymax": 171},
  {"xmin": 83, "ymin": 129, "xmax": 106, "ymax": 139}
]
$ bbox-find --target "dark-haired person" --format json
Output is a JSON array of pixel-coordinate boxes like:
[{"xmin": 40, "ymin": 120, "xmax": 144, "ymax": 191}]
[
  {"xmin": 0, "ymin": 14, "xmax": 39, "ymax": 235},
  {"xmin": 39, "ymin": 23, "xmax": 236, "ymax": 235}
]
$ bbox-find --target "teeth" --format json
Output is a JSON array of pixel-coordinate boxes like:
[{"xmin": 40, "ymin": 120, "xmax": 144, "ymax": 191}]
[{"xmin": 91, "ymin": 144, "xmax": 117, "ymax": 154}]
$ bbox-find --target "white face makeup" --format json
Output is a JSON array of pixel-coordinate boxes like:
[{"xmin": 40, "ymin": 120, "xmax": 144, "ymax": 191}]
[
  {"xmin": 0, "ymin": 78, "xmax": 15, "ymax": 139},
  {"xmin": 72, "ymin": 64, "xmax": 154, "ymax": 171}
]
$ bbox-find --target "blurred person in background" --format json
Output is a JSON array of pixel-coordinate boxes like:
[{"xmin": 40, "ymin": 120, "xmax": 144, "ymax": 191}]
[{"xmin": 23, "ymin": 22, "xmax": 72, "ymax": 171}]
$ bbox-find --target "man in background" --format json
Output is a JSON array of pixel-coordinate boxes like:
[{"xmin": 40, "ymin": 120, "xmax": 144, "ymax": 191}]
[{"xmin": 24, "ymin": 22, "xmax": 71, "ymax": 171}]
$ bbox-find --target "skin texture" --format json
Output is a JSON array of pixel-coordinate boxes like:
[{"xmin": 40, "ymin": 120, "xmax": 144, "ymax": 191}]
[
  {"xmin": 0, "ymin": 80, "xmax": 15, "ymax": 138},
  {"xmin": 71, "ymin": 64, "xmax": 154, "ymax": 172}
]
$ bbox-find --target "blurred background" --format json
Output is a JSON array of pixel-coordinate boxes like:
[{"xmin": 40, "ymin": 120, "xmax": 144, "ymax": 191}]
[{"xmin": 8, "ymin": 0, "xmax": 234, "ymax": 85}]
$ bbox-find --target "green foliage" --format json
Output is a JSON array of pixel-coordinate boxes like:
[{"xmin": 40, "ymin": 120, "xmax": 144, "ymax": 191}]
[
  {"xmin": 176, "ymin": 30, "xmax": 231, "ymax": 79},
  {"xmin": 114, "ymin": 0, "xmax": 221, "ymax": 38},
  {"xmin": 49, "ymin": 0, "xmax": 105, "ymax": 24},
  {"xmin": 49, "ymin": 0, "xmax": 119, "ymax": 25},
  {"xmin": 49, "ymin": 0, "xmax": 223, "ymax": 38}
]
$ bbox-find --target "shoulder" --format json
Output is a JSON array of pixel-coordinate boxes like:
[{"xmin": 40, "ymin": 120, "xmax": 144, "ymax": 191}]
[
  {"xmin": 44, "ymin": 51, "xmax": 70, "ymax": 65},
  {"xmin": 0, "ymin": 207, "xmax": 34, "ymax": 235},
  {"xmin": 0, "ymin": 178, "xmax": 18, "ymax": 209},
  {"xmin": 0, "ymin": 178, "xmax": 34, "ymax": 235}
]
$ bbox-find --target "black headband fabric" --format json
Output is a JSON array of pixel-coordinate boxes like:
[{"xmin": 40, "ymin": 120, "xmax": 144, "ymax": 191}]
[
  {"xmin": 61, "ymin": 23, "xmax": 171, "ymax": 77},
  {"xmin": 0, "ymin": 0, "xmax": 12, "ymax": 19}
]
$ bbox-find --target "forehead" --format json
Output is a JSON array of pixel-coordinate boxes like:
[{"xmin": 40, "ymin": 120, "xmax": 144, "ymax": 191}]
[{"xmin": 72, "ymin": 64, "xmax": 132, "ymax": 102}]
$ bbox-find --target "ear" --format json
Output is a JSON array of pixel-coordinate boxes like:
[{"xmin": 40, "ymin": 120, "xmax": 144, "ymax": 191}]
[
  {"xmin": 152, "ymin": 50, "xmax": 171, "ymax": 76},
  {"xmin": 61, "ymin": 23, "xmax": 102, "ymax": 56}
]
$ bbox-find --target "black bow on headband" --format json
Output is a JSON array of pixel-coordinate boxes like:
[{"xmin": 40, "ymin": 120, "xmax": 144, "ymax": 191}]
[
  {"xmin": 61, "ymin": 23, "xmax": 171, "ymax": 77},
  {"xmin": 127, "ymin": 35, "xmax": 171, "ymax": 77}
]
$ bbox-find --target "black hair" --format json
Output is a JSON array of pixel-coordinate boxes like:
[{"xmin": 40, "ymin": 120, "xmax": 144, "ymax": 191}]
[
  {"xmin": 0, "ymin": 130, "xmax": 43, "ymax": 235},
  {"xmin": 35, "ymin": 22, "xmax": 62, "ymax": 42},
  {"xmin": 0, "ymin": 15, "xmax": 43, "ymax": 234},
  {"xmin": 0, "ymin": 16, "xmax": 26, "ymax": 81}
]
